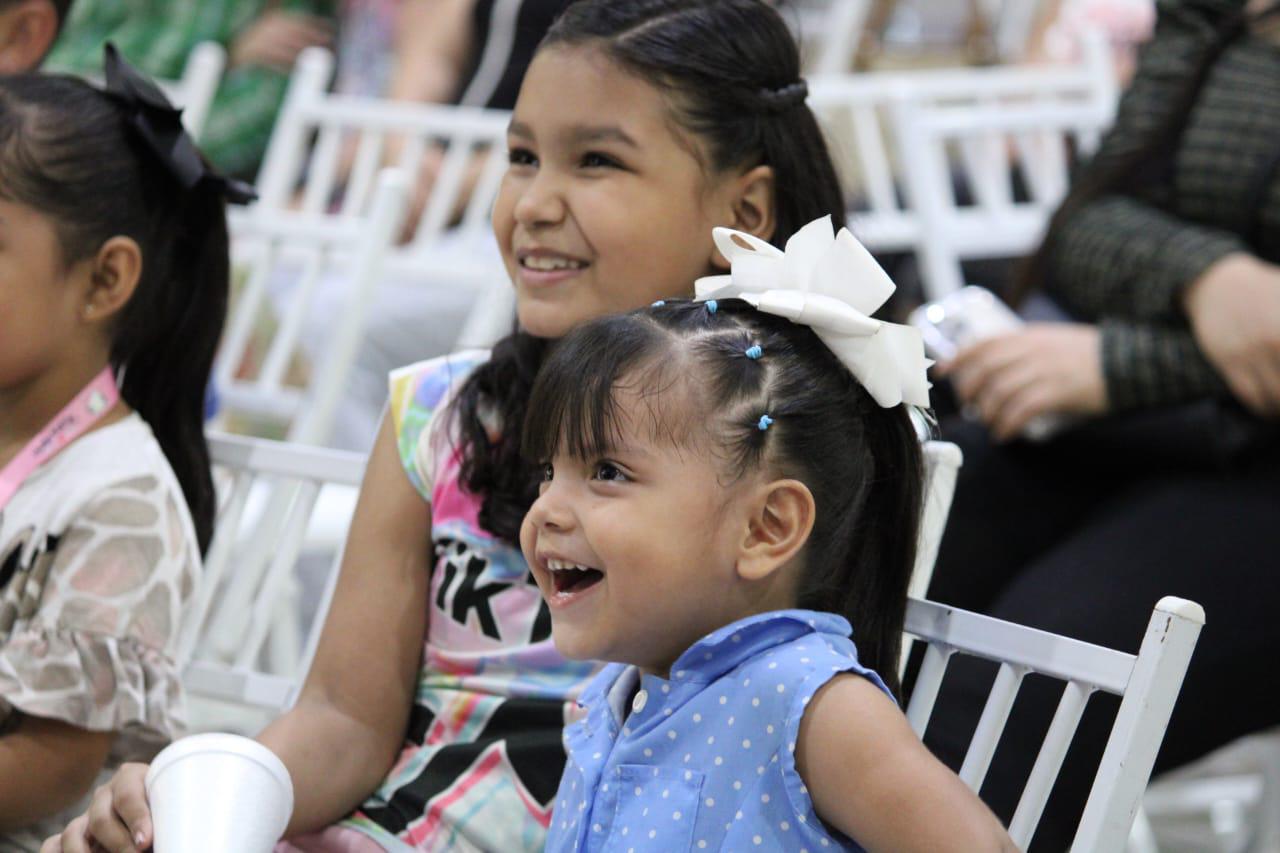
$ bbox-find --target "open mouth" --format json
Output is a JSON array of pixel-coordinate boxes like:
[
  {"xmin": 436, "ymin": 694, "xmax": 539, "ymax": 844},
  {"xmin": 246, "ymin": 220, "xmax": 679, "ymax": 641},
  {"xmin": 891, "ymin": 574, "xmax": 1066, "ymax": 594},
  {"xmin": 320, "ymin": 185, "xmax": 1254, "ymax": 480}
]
[{"xmin": 545, "ymin": 557, "xmax": 604, "ymax": 595}]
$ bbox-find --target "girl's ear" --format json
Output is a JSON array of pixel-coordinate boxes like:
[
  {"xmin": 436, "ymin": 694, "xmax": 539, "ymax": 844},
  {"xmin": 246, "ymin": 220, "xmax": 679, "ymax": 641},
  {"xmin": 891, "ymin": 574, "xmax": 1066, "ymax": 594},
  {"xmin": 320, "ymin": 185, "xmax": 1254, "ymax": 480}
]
[
  {"xmin": 81, "ymin": 236, "xmax": 143, "ymax": 325},
  {"xmin": 711, "ymin": 165, "xmax": 777, "ymax": 270},
  {"xmin": 737, "ymin": 478, "xmax": 815, "ymax": 582}
]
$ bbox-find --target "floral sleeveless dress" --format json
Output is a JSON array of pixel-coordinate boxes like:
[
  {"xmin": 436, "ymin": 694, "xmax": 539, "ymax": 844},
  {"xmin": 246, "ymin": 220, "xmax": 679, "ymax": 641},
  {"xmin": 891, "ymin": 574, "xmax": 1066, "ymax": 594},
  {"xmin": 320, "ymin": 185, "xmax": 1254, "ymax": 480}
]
[{"xmin": 282, "ymin": 352, "xmax": 596, "ymax": 852}]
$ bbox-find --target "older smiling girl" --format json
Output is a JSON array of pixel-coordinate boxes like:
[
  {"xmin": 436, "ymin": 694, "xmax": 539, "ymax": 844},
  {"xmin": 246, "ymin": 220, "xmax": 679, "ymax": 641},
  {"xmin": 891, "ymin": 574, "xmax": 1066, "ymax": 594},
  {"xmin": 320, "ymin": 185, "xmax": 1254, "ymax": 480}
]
[{"xmin": 45, "ymin": 2, "xmax": 871, "ymax": 852}]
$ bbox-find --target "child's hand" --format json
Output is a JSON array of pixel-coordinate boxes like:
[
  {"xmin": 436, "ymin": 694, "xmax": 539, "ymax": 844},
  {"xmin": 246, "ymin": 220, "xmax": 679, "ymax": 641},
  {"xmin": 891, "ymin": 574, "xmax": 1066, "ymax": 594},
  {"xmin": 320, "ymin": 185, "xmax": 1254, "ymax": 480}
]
[
  {"xmin": 40, "ymin": 762, "xmax": 152, "ymax": 853},
  {"xmin": 938, "ymin": 324, "xmax": 1107, "ymax": 442}
]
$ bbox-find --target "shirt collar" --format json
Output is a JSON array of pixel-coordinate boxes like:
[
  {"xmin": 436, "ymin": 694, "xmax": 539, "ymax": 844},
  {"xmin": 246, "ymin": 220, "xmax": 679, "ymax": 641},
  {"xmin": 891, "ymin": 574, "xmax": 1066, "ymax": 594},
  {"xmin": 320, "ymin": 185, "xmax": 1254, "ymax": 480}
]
[
  {"xmin": 663, "ymin": 609, "xmax": 852, "ymax": 684},
  {"xmin": 580, "ymin": 608, "xmax": 852, "ymax": 717}
]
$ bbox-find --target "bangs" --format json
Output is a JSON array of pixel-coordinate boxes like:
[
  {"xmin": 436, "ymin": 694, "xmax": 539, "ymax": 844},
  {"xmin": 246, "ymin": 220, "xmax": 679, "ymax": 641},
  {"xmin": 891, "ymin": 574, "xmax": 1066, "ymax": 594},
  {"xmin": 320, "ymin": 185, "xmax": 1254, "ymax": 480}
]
[{"xmin": 522, "ymin": 312, "xmax": 699, "ymax": 463}]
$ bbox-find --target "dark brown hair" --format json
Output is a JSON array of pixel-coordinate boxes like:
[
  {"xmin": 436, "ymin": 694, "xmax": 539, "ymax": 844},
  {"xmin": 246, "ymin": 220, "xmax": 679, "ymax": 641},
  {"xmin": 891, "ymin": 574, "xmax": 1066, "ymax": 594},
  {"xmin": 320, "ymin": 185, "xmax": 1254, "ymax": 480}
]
[
  {"xmin": 0, "ymin": 74, "xmax": 228, "ymax": 552},
  {"xmin": 522, "ymin": 299, "xmax": 923, "ymax": 697},
  {"xmin": 455, "ymin": 0, "xmax": 847, "ymax": 545}
]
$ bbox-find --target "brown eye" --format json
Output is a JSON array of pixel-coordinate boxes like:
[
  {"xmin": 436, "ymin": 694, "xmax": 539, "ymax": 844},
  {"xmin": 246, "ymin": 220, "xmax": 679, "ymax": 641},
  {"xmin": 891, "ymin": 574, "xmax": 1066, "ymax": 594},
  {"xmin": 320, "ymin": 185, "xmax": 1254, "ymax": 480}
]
[
  {"xmin": 508, "ymin": 147, "xmax": 537, "ymax": 167},
  {"xmin": 592, "ymin": 461, "xmax": 627, "ymax": 483},
  {"xmin": 581, "ymin": 152, "xmax": 622, "ymax": 169},
  {"xmin": 540, "ymin": 463, "xmax": 554, "ymax": 482}
]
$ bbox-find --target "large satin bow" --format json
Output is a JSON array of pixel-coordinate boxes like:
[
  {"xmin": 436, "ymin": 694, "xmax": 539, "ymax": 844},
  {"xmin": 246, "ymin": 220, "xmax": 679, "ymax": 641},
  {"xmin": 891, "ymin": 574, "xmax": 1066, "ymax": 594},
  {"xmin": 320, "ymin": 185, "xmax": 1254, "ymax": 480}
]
[
  {"xmin": 694, "ymin": 216, "xmax": 931, "ymax": 408},
  {"xmin": 102, "ymin": 43, "xmax": 257, "ymax": 205}
]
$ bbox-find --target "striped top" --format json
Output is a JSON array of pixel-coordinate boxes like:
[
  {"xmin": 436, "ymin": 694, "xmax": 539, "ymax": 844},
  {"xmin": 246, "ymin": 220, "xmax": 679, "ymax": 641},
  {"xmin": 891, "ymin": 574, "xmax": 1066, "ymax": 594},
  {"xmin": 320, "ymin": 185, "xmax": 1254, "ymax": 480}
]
[
  {"xmin": 45, "ymin": 0, "xmax": 337, "ymax": 178},
  {"xmin": 1047, "ymin": 0, "xmax": 1280, "ymax": 411}
]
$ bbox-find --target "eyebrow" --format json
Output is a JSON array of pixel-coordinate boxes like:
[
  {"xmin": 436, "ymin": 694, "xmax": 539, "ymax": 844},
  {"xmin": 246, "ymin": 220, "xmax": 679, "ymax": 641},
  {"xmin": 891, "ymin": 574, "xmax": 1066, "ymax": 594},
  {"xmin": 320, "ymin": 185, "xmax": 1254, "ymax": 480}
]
[
  {"xmin": 569, "ymin": 125, "xmax": 639, "ymax": 148},
  {"xmin": 506, "ymin": 120, "xmax": 639, "ymax": 149}
]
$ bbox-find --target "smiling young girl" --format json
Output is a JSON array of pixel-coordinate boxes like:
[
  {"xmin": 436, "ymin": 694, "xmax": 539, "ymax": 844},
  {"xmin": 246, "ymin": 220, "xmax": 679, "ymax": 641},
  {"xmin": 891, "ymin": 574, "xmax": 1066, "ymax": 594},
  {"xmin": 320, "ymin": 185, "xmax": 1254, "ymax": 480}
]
[
  {"xmin": 48, "ymin": 3, "xmax": 854, "ymax": 851},
  {"xmin": 521, "ymin": 220, "xmax": 1015, "ymax": 852}
]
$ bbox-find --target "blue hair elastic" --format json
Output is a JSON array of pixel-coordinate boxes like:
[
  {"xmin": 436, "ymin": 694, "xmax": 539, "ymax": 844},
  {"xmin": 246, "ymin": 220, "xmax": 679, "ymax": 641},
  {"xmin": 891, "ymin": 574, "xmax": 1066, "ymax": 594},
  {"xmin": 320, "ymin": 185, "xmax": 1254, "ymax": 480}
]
[
  {"xmin": 706, "ymin": 300, "xmax": 718, "ymax": 314},
  {"xmin": 745, "ymin": 345, "xmax": 763, "ymax": 360},
  {"xmin": 651, "ymin": 300, "xmax": 666, "ymax": 308},
  {"xmin": 757, "ymin": 414, "xmax": 774, "ymax": 431}
]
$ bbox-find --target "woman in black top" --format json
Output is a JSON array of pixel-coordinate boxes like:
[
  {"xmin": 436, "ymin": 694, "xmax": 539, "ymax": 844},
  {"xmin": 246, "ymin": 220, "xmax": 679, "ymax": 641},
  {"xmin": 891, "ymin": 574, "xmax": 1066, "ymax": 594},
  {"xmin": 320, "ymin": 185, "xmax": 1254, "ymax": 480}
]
[{"xmin": 924, "ymin": 0, "xmax": 1280, "ymax": 848}]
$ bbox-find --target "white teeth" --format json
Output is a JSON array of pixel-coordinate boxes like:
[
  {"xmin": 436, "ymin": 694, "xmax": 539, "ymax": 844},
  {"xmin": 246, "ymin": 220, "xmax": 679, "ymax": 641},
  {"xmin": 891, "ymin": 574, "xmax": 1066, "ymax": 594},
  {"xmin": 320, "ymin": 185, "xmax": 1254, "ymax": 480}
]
[
  {"xmin": 522, "ymin": 255, "xmax": 585, "ymax": 271},
  {"xmin": 546, "ymin": 558, "xmax": 593, "ymax": 573}
]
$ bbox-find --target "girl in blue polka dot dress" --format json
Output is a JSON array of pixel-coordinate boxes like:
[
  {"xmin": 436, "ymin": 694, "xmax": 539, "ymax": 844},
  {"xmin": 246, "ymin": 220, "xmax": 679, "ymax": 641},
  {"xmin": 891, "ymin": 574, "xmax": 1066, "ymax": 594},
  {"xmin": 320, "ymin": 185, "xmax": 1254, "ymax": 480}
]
[{"xmin": 519, "ymin": 217, "xmax": 1017, "ymax": 852}]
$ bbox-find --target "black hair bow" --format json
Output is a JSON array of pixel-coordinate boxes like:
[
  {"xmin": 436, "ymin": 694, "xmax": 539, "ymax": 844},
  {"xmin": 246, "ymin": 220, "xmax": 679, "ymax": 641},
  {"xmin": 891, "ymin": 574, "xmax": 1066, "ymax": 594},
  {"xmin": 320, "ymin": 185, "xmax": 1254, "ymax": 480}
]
[{"xmin": 101, "ymin": 43, "xmax": 257, "ymax": 205}]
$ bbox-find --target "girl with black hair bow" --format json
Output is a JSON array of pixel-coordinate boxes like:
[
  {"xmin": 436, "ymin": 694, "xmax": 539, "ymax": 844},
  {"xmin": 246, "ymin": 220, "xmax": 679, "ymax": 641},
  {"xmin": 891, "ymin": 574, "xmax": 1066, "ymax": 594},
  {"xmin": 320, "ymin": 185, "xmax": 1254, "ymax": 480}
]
[{"xmin": 0, "ymin": 47, "xmax": 246, "ymax": 848}]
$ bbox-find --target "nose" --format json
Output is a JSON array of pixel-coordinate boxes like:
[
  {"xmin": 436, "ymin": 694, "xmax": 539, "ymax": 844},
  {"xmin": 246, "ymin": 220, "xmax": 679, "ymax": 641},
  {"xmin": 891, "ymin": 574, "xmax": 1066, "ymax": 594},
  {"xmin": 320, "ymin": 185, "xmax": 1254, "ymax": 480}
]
[
  {"xmin": 512, "ymin": 167, "xmax": 567, "ymax": 229},
  {"xmin": 526, "ymin": 478, "xmax": 576, "ymax": 533}
]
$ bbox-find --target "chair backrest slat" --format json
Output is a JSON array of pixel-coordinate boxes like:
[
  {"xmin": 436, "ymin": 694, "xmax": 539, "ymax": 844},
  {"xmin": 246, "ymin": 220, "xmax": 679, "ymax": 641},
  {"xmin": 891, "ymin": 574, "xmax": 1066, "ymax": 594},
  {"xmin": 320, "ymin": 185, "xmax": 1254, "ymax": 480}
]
[
  {"xmin": 1009, "ymin": 679, "xmax": 1095, "ymax": 847},
  {"xmin": 463, "ymin": 143, "xmax": 512, "ymax": 232},
  {"xmin": 234, "ymin": 478, "xmax": 322, "ymax": 668},
  {"xmin": 301, "ymin": 125, "xmax": 345, "ymax": 215},
  {"xmin": 257, "ymin": 246, "xmax": 325, "ymax": 391},
  {"xmin": 248, "ymin": 48, "xmax": 512, "ymax": 353},
  {"xmin": 905, "ymin": 642, "xmax": 954, "ymax": 736},
  {"xmin": 214, "ymin": 237, "xmax": 278, "ymax": 395},
  {"xmin": 342, "ymin": 130, "xmax": 386, "ymax": 219},
  {"xmin": 177, "ymin": 469, "xmax": 253, "ymax": 666},
  {"xmin": 958, "ymin": 662, "xmax": 1028, "ymax": 791},
  {"xmin": 412, "ymin": 135, "xmax": 475, "ymax": 247}
]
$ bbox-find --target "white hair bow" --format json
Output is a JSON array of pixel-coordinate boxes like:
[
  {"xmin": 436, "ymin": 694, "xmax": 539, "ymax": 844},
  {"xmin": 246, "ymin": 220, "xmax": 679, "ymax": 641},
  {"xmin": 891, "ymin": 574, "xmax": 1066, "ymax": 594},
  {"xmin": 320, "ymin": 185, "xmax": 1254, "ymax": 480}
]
[{"xmin": 693, "ymin": 216, "xmax": 932, "ymax": 408}]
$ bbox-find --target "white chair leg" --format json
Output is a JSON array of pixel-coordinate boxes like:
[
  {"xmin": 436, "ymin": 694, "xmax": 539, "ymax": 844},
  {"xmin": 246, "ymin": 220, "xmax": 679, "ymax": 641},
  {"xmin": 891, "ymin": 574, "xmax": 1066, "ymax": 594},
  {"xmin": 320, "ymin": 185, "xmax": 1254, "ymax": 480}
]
[
  {"xmin": 267, "ymin": 574, "xmax": 303, "ymax": 679},
  {"xmin": 1254, "ymin": 735, "xmax": 1280, "ymax": 851},
  {"xmin": 1127, "ymin": 805, "xmax": 1159, "ymax": 853}
]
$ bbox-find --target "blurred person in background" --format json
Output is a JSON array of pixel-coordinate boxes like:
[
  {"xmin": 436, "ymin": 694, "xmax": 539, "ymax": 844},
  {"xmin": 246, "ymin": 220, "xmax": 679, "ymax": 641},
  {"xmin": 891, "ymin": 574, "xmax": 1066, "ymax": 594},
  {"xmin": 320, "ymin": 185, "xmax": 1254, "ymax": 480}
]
[
  {"xmin": 926, "ymin": 0, "xmax": 1280, "ymax": 848},
  {"xmin": 0, "ymin": 0, "xmax": 69, "ymax": 72},
  {"xmin": 44, "ymin": 0, "xmax": 337, "ymax": 179}
]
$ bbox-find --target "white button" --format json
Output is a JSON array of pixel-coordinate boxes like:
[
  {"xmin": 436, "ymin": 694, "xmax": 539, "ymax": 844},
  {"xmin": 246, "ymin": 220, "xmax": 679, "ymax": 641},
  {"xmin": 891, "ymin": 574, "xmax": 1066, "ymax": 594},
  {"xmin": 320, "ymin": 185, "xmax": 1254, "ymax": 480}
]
[{"xmin": 632, "ymin": 689, "xmax": 648, "ymax": 713}]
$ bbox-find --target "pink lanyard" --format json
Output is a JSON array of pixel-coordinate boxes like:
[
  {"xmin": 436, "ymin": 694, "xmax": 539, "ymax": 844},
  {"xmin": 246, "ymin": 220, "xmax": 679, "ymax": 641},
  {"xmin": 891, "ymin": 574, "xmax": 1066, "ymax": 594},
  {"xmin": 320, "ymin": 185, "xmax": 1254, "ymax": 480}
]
[{"xmin": 0, "ymin": 367, "xmax": 120, "ymax": 513}]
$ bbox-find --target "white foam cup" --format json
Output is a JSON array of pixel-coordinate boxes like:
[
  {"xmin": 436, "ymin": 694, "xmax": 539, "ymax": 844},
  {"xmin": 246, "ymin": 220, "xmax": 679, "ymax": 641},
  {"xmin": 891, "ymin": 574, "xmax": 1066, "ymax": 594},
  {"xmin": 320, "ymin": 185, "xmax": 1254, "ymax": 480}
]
[{"xmin": 145, "ymin": 733, "xmax": 294, "ymax": 853}]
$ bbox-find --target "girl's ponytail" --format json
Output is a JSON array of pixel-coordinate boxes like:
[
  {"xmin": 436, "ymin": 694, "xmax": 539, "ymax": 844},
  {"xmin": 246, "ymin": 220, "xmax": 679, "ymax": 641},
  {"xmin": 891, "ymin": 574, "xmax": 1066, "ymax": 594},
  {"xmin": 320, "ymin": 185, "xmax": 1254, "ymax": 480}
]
[
  {"xmin": 112, "ymin": 181, "xmax": 229, "ymax": 554},
  {"xmin": 828, "ymin": 402, "xmax": 923, "ymax": 699},
  {"xmin": 755, "ymin": 104, "xmax": 847, "ymax": 246}
]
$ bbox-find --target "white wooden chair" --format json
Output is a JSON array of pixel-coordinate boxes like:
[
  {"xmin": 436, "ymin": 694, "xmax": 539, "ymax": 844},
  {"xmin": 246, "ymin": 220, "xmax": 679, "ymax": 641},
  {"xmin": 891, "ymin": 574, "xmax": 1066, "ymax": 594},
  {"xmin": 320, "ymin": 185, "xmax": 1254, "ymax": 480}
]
[
  {"xmin": 254, "ymin": 47, "xmax": 510, "ymax": 289},
  {"xmin": 253, "ymin": 48, "xmax": 515, "ymax": 396},
  {"xmin": 213, "ymin": 166, "xmax": 409, "ymax": 446},
  {"xmin": 905, "ymin": 596, "xmax": 1205, "ymax": 850},
  {"xmin": 1135, "ymin": 727, "xmax": 1280, "ymax": 851},
  {"xmin": 807, "ymin": 29, "xmax": 1116, "ymax": 292},
  {"xmin": 178, "ymin": 432, "xmax": 366, "ymax": 732},
  {"xmin": 889, "ymin": 86, "xmax": 1115, "ymax": 300}
]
